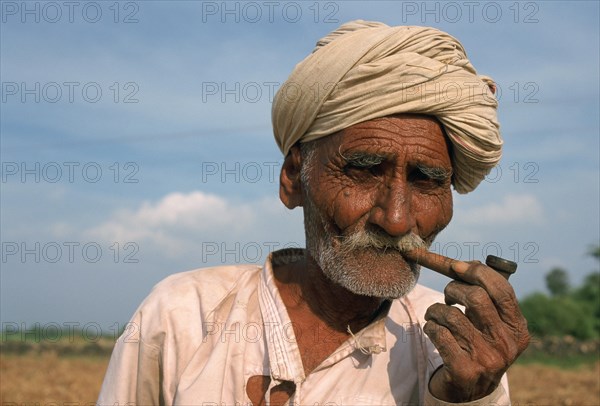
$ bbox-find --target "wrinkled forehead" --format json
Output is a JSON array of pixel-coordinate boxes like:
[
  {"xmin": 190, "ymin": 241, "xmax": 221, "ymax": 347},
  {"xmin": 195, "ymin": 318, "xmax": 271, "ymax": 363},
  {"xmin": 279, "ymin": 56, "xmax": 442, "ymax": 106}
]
[
  {"xmin": 308, "ymin": 114, "xmax": 453, "ymax": 166},
  {"xmin": 342, "ymin": 114, "xmax": 445, "ymax": 138}
]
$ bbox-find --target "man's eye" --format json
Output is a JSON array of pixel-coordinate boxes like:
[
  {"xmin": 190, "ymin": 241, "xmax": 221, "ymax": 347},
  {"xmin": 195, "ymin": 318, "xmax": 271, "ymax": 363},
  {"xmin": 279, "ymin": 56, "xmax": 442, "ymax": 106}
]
[
  {"xmin": 408, "ymin": 168, "xmax": 447, "ymax": 188},
  {"xmin": 344, "ymin": 163, "xmax": 382, "ymax": 177}
]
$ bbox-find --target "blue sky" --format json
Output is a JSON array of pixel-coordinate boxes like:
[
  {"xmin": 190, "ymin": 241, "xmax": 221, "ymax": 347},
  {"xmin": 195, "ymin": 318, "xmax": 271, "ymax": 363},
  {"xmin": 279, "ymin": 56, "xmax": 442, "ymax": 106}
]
[{"xmin": 1, "ymin": 1, "xmax": 599, "ymax": 332}]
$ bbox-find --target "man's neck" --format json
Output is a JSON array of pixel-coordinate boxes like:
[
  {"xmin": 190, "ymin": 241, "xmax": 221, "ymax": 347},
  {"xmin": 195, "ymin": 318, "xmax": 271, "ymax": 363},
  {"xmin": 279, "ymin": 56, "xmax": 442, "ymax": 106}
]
[{"xmin": 272, "ymin": 251, "xmax": 387, "ymax": 334}]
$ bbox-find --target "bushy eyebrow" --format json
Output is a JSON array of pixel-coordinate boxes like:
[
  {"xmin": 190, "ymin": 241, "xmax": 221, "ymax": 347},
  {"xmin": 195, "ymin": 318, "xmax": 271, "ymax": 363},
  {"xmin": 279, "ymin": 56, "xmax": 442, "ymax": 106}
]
[
  {"xmin": 416, "ymin": 164, "xmax": 453, "ymax": 181},
  {"xmin": 340, "ymin": 150, "xmax": 453, "ymax": 180},
  {"xmin": 342, "ymin": 151, "xmax": 387, "ymax": 167}
]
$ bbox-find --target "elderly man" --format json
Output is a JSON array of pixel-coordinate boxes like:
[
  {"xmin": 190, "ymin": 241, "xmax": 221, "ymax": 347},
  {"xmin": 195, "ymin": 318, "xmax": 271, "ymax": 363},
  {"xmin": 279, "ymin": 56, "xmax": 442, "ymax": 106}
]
[{"xmin": 98, "ymin": 21, "xmax": 529, "ymax": 405}]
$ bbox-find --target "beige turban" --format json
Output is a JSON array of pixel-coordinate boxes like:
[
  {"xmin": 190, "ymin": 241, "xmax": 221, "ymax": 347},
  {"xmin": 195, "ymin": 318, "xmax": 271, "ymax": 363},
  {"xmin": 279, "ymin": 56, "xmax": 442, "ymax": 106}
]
[{"xmin": 272, "ymin": 20, "xmax": 502, "ymax": 194}]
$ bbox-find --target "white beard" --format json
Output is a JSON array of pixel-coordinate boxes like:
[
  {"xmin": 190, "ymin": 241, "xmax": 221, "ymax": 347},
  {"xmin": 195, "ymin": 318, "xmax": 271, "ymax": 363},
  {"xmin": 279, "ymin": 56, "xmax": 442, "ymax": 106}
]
[{"xmin": 303, "ymin": 198, "xmax": 429, "ymax": 299}]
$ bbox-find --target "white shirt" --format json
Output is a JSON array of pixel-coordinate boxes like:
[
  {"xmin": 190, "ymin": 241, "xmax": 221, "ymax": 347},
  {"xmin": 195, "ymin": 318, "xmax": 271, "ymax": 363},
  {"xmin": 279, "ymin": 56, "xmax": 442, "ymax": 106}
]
[{"xmin": 98, "ymin": 249, "xmax": 509, "ymax": 405}]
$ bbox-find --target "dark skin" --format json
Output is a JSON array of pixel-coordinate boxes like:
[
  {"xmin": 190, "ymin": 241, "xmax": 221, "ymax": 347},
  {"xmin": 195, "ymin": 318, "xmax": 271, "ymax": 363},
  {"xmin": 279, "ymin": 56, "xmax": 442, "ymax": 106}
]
[
  {"xmin": 247, "ymin": 114, "xmax": 529, "ymax": 404},
  {"xmin": 425, "ymin": 260, "xmax": 530, "ymax": 402}
]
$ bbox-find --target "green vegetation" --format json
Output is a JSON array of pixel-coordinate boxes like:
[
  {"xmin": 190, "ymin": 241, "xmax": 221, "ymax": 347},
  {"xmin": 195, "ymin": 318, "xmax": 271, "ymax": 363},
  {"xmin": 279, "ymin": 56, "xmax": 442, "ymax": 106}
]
[
  {"xmin": 515, "ymin": 352, "xmax": 598, "ymax": 368},
  {"xmin": 519, "ymin": 245, "xmax": 600, "ymax": 340},
  {"xmin": 516, "ymin": 246, "xmax": 599, "ymax": 367},
  {"xmin": 1, "ymin": 325, "xmax": 117, "ymax": 344}
]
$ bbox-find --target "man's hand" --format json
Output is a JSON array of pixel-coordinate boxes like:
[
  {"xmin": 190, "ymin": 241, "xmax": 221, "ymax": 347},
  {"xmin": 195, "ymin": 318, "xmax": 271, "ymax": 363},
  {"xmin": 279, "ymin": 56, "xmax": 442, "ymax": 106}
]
[{"xmin": 423, "ymin": 261, "xmax": 530, "ymax": 403}]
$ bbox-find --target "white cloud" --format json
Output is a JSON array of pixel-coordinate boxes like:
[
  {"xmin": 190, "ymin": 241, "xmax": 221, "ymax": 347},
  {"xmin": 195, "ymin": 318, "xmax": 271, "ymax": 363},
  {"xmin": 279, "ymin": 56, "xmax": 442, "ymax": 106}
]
[
  {"xmin": 85, "ymin": 191, "xmax": 304, "ymax": 258},
  {"xmin": 457, "ymin": 194, "xmax": 544, "ymax": 226},
  {"xmin": 87, "ymin": 191, "xmax": 253, "ymax": 255}
]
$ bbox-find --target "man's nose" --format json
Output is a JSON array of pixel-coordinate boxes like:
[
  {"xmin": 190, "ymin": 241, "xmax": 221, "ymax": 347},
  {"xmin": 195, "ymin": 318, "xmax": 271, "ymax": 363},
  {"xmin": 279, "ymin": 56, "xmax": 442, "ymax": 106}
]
[{"xmin": 368, "ymin": 179, "xmax": 415, "ymax": 237}]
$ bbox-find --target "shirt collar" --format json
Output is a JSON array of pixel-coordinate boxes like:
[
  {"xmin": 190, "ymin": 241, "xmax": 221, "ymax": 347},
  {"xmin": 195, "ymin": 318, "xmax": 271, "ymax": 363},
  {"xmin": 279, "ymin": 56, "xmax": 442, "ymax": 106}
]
[
  {"xmin": 258, "ymin": 248, "xmax": 306, "ymax": 383},
  {"xmin": 258, "ymin": 248, "xmax": 390, "ymax": 383}
]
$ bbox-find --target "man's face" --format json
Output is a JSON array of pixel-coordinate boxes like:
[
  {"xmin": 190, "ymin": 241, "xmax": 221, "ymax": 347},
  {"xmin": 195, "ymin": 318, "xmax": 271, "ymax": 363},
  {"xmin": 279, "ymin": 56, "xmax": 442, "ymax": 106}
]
[{"xmin": 300, "ymin": 114, "xmax": 454, "ymax": 298}]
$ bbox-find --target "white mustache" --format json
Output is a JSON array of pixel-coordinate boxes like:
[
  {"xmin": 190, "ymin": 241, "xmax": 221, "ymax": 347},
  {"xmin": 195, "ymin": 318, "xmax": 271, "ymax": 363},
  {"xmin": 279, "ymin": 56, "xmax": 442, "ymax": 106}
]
[{"xmin": 341, "ymin": 230, "xmax": 427, "ymax": 254}]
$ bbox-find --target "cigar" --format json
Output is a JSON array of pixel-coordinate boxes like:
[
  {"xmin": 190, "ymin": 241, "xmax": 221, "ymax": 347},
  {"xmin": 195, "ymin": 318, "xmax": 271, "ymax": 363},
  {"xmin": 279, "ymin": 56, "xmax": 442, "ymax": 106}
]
[{"xmin": 403, "ymin": 247, "xmax": 518, "ymax": 281}]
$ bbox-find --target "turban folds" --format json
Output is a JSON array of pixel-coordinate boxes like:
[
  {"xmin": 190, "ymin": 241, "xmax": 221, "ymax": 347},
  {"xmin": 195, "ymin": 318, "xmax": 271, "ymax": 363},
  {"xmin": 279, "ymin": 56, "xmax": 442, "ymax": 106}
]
[{"xmin": 272, "ymin": 20, "xmax": 502, "ymax": 194}]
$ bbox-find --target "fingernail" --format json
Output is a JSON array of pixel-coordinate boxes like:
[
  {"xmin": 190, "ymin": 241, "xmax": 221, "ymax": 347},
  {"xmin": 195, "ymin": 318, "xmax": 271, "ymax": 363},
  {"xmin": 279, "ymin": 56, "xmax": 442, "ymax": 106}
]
[{"xmin": 451, "ymin": 260, "xmax": 470, "ymax": 274}]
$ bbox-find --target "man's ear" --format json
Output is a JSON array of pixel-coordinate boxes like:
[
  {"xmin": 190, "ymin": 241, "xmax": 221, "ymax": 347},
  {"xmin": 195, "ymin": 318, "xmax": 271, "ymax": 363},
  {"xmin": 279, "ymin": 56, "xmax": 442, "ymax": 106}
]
[{"xmin": 279, "ymin": 145, "xmax": 304, "ymax": 209}]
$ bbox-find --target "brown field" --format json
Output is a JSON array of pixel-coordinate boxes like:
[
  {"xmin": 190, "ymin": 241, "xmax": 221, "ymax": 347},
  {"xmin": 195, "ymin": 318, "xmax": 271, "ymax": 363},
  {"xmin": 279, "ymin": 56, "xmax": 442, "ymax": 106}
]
[{"xmin": 1, "ymin": 352, "xmax": 599, "ymax": 405}]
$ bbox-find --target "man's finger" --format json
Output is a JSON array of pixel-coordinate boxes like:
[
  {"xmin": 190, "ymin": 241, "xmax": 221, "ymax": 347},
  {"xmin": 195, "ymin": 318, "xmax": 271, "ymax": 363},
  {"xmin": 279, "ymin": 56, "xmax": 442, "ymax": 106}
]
[
  {"xmin": 452, "ymin": 262, "xmax": 522, "ymax": 325},
  {"xmin": 425, "ymin": 303, "xmax": 483, "ymax": 353},
  {"xmin": 451, "ymin": 262, "xmax": 530, "ymax": 353},
  {"xmin": 444, "ymin": 281, "xmax": 502, "ymax": 334},
  {"xmin": 423, "ymin": 319, "xmax": 467, "ymax": 365}
]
